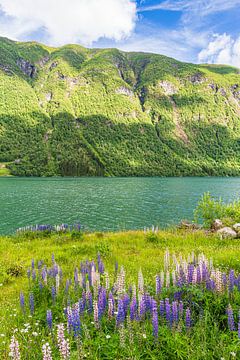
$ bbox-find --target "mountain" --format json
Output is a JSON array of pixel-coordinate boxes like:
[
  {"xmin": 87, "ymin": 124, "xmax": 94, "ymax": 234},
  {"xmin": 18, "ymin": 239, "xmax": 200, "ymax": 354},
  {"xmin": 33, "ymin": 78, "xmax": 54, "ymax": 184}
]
[{"xmin": 0, "ymin": 36, "xmax": 240, "ymax": 176}]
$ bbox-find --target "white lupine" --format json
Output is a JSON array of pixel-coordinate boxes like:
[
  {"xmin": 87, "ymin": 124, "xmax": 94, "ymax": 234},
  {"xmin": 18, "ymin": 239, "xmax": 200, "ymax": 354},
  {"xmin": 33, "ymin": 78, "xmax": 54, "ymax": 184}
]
[
  {"xmin": 9, "ymin": 335, "xmax": 20, "ymax": 360},
  {"xmin": 166, "ymin": 271, "xmax": 170, "ymax": 288},
  {"xmin": 172, "ymin": 270, "xmax": 176, "ymax": 286},
  {"xmin": 160, "ymin": 271, "xmax": 165, "ymax": 288},
  {"xmin": 138, "ymin": 269, "xmax": 144, "ymax": 293},
  {"xmin": 56, "ymin": 274, "xmax": 60, "ymax": 293},
  {"xmin": 164, "ymin": 249, "xmax": 170, "ymax": 271},
  {"xmin": 192, "ymin": 268, "xmax": 197, "ymax": 284},
  {"xmin": 105, "ymin": 272, "xmax": 110, "ymax": 290},
  {"xmin": 42, "ymin": 343, "xmax": 52, "ymax": 360}
]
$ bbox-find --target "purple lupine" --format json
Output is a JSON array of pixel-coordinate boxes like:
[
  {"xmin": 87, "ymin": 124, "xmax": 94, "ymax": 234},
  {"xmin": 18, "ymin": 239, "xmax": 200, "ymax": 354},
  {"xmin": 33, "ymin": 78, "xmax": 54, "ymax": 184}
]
[
  {"xmin": 65, "ymin": 279, "xmax": 70, "ymax": 294},
  {"xmin": 51, "ymin": 285, "xmax": 56, "ymax": 303},
  {"xmin": 29, "ymin": 292, "xmax": 34, "ymax": 314},
  {"xmin": 27, "ymin": 268, "xmax": 31, "ymax": 280},
  {"xmin": 222, "ymin": 273, "xmax": 227, "ymax": 289},
  {"xmin": 115, "ymin": 261, "xmax": 119, "ymax": 273},
  {"xmin": 238, "ymin": 321, "xmax": 240, "ymax": 339},
  {"xmin": 229, "ymin": 270, "xmax": 235, "ymax": 292},
  {"xmin": 130, "ymin": 297, "xmax": 137, "ymax": 321},
  {"xmin": 87, "ymin": 291, "xmax": 93, "ymax": 312},
  {"xmin": 156, "ymin": 275, "xmax": 161, "ymax": 295},
  {"xmin": 79, "ymin": 299, "xmax": 85, "ymax": 315},
  {"xmin": 179, "ymin": 301, "xmax": 184, "ymax": 318},
  {"xmin": 185, "ymin": 308, "xmax": 191, "ymax": 330},
  {"xmin": 74, "ymin": 268, "xmax": 79, "ymax": 288},
  {"xmin": 139, "ymin": 296, "xmax": 146, "ymax": 319},
  {"xmin": 99, "ymin": 261, "xmax": 105, "ymax": 274},
  {"xmin": 196, "ymin": 266, "xmax": 201, "ymax": 283},
  {"xmin": 20, "ymin": 292, "xmax": 25, "ymax": 312},
  {"xmin": 47, "ymin": 310, "xmax": 53, "ymax": 330},
  {"xmin": 32, "ymin": 269, "xmax": 36, "ymax": 281},
  {"xmin": 227, "ymin": 305, "xmax": 235, "ymax": 331},
  {"xmin": 165, "ymin": 300, "xmax": 171, "ymax": 327},
  {"xmin": 72, "ymin": 308, "xmax": 81, "ymax": 337},
  {"xmin": 152, "ymin": 300, "xmax": 158, "ymax": 339},
  {"xmin": 159, "ymin": 300, "xmax": 165, "ymax": 318},
  {"xmin": 123, "ymin": 294, "xmax": 130, "ymax": 315},
  {"xmin": 116, "ymin": 299, "xmax": 125, "ymax": 327},
  {"xmin": 187, "ymin": 264, "xmax": 194, "ymax": 284},
  {"xmin": 51, "ymin": 253, "xmax": 55, "ymax": 264},
  {"xmin": 172, "ymin": 301, "xmax": 178, "ymax": 324},
  {"xmin": 31, "ymin": 259, "xmax": 35, "ymax": 270}
]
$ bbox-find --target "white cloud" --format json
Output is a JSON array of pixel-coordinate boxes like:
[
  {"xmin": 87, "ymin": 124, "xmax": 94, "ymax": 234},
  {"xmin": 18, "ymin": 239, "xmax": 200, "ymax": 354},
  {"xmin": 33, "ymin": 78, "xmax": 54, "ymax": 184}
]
[
  {"xmin": 198, "ymin": 33, "xmax": 240, "ymax": 68},
  {"xmin": 0, "ymin": 0, "xmax": 137, "ymax": 46}
]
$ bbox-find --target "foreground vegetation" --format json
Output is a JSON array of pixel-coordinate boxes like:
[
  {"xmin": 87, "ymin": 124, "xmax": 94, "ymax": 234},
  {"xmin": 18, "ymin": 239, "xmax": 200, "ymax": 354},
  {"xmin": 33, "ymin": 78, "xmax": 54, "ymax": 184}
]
[
  {"xmin": 1, "ymin": 37, "xmax": 240, "ymax": 176},
  {"xmin": 1, "ymin": 228, "xmax": 240, "ymax": 359}
]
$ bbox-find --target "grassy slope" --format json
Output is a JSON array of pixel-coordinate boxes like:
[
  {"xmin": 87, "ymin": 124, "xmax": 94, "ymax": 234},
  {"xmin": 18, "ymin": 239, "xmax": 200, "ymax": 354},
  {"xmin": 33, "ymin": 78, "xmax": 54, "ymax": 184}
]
[{"xmin": 1, "ymin": 37, "xmax": 240, "ymax": 176}]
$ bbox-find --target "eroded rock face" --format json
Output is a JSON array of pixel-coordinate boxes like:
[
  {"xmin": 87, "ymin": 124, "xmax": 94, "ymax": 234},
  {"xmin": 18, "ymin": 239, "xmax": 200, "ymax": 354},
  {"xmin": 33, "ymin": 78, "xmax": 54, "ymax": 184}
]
[
  {"xmin": 217, "ymin": 227, "xmax": 237, "ymax": 238},
  {"xmin": 17, "ymin": 58, "xmax": 37, "ymax": 78},
  {"xmin": 45, "ymin": 92, "xmax": 52, "ymax": 101},
  {"xmin": 115, "ymin": 86, "xmax": 134, "ymax": 97},
  {"xmin": 49, "ymin": 62, "xmax": 58, "ymax": 71},
  {"xmin": 37, "ymin": 56, "xmax": 50, "ymax": 67},
  {"xmin": 0, "ymin": 64, "xmax": 13, "ymax": 75},
  {"xmin": 188, "ymin": 73, "xmax": 205, "ymax": 84},
  {"xmin": 159, "ymin": 80, "xmax": 177, "ymax": 95}
]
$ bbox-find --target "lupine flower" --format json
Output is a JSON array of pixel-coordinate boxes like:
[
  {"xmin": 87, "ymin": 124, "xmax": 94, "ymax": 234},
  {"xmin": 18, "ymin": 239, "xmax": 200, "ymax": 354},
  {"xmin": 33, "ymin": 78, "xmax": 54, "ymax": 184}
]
[
  {"xmin": 130, "ymin": 297, "xmax": 137, "ymax": 321},
  {"xmin": 46, "ymin": 310, "xmax": 53, "ymax": 331},
  {"xmin": 29, "ymin": 293, "xmax": 34, "ymax": 314},
  {"xmin": 138, "ymin": 270, "xmax": 144, "ymax": 293},
  {"xmin": 152, "ymin": 300, "xmax": 158, "ymax": 339},
  {"xmin": 119, "ymin": 324, "xmax": 126, "ymax": 347},
  {"xmin": 229, "ymin": 270, "xmax": 235, "ymax": 292},
  {"xmin": 20, "ymin": 292, "xmax": 25, "ymax": 313},
  {"xmin": 72, "ymin": 307, "xmax": 81, "ymax": 337},
  {"xmin": 9, "ymin": 335, "xmax": 20, "ymax": 360},
  {"xmin": 172, "ymin": 301, "xmax": 178, "ymax": 324},
  {"xmin": 51, "ymin": 286, "xmax": 56, "ymax": 303},
  {"xmin": 57, "ymin": 324, "xmax": 70, "ymax": 360},
  {"xmin": 186, "ymin": 308, "xmax": 191, "ymax": 330},
  {"xmin": 165, "ymin": 299, "xmax": 171, "ymax": 326},
  {"xmin": 116, "ymin": 299, "xmax": 125, "ymax": 327},
  {"xmin": 93, "ymin": 301, "xmax": 99, "ymax": 328},
  {"xmin": 227, "ymin": 305, "xmax": 235, "ymax": 331},
  {"xmin": 42, "ymin": 343, "xmax": 52, "ymax": 360},
  {"xmin": 159, "ymin": 300, "xmax": 165, "ymax": 318}
]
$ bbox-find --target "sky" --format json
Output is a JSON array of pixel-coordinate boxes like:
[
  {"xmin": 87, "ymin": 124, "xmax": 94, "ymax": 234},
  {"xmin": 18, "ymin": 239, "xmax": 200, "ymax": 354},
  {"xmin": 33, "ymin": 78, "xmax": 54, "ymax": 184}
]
[{"xmin": 0, "ymin": 0, "xmax": 240, "ymax": 66}]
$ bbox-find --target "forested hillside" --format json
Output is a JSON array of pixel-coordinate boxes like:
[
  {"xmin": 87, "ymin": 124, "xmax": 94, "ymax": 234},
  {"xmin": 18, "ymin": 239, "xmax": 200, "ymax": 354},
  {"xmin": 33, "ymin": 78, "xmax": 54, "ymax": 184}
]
[{"xmin": 0, "ymin": 36, "xmax": 240, "ymax": 176}]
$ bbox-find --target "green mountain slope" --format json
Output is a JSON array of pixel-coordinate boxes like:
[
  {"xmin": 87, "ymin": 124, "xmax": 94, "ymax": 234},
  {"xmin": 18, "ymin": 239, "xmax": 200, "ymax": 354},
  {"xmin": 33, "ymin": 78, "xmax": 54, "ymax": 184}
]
[{"xmin": 0, "ymin": 36, "xmax": 240, "ymax": 176}]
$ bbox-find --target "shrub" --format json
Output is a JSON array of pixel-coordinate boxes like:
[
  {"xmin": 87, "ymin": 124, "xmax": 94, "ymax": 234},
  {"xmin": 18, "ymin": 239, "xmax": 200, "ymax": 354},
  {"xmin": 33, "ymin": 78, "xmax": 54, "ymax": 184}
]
[
  {"xmin": 194, "ymin": 192, "xmax": 240, "ymax": 228},
  {"xmin": 145, "ymin": 232, "xmax": 159, "ymax": 243}
]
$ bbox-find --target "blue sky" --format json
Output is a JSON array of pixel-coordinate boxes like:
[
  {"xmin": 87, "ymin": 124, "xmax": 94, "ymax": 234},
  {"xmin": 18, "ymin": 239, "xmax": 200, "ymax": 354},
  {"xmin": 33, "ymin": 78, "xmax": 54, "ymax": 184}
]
[{"xmin": 0, "ymin": 0, "xmax": 240, "ymax": 66}]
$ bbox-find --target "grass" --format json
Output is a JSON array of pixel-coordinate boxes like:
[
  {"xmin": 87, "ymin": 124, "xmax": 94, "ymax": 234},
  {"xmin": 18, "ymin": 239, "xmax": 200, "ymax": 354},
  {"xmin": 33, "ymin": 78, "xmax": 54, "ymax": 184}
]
[
  {"xmin": 1, "ymin": 229, "xmax": 240, "ymax": 359},
  {"xmin": 0, "ymin": 163, "xmax": 12, "ymax": 176}
]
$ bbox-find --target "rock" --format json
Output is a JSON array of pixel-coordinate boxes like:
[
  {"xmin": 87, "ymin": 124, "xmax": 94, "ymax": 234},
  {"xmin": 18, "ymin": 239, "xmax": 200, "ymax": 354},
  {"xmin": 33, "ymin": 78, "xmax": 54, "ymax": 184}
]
[
  {"xmin": 233, "ymin": 223, "xmax": 240, "ymax": 232},
  {"xmin": 219, "ymin": 88, "xmax": 227, "ymax": 97},
  {"xmin": 158, "ymin": 80, "xmax": 177, "ymax": 95},
  {"xmin": 17, "ymin": 58, "xmax": 37, "ymax": 78},
  {"xmin": 188, "ymin": 73, "xmax": 205, "ymax": 84},
  {"xmin": 211, "ymin": 219, "xmax": 223, "ymax": 231},
  {"xmin": 178, "ymin": 220, "xmax": 200, "ymax": 230},
  {"xmin": 49, "ymin": 62, "xmax": 58, "ymax": 71},
  {"xmin": 217, "ymin": 227, "xmax": 237, "ymax": 238},
  {"xmin": 115, "ymin": 86, "xmax": 134, "ymax": 97}
]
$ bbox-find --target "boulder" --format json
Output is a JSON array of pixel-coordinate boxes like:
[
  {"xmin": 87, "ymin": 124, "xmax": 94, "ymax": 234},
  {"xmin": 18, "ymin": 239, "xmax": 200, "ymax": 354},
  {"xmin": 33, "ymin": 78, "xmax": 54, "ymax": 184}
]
[
  {"xmin": 217, "ymin": 227, "xmax": 237, "ymax": 238},
  {"xmin": 211, "ymin": 219, "xmax": 223, "ymax": 231},
  {"xmin": 178, "ymin": 220, "xmax": 200, "ymax": 230},
  {"xmin": 233, "ymin": 223, "xmax": 240, "ymax": 232}
]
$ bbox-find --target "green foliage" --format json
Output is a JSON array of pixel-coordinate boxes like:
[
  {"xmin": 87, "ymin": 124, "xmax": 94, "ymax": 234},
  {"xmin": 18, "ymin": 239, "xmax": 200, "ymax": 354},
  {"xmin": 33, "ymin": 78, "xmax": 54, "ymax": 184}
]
[
  {"xmin": 194, "ymin": 192, "xmax": 240, "ymax": 227},
  {"xmin": 1, "ymin": 37, "xmax": 240, "ymax": 176}
]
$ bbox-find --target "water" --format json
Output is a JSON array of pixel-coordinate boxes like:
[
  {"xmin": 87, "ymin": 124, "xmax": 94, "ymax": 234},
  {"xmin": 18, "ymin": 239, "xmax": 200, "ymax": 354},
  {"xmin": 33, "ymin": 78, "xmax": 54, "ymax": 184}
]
[{"xmin": 1, "ymin": 177, "xmax": 240, "ymax": 235}]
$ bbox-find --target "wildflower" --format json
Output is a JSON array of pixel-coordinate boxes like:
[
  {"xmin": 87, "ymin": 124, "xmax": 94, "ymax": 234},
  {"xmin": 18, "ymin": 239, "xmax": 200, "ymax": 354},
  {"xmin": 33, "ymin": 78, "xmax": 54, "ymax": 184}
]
[
  {"xmin": 42, "ymin": 342, "xmax": 52, "ymax": 360},
  {"xmin": 46, "ymin": 310, "xmax": 53, "ymax": 331},
  {"xmin": 93, "ymin": 301, "xmax": 99, "ymax": 328},
  {"xmin": 152, "ymin": 300, "xmax": 158, "ymax": 339},
  {"xmin": 227, "ymin": 305, "xmax": 235, "ymax": 331},
  {"xmin": 186, "ymin": 308, "xmax": 191, "ymax": 330},
  {"xmin": 29, "ymin": 293, "xmax": 34, "ymax": 315},
  {"xmin": 57, "ymin": 324, "xmax": 70, "ymax": 360},
  {"xmin": 19, "ymin": 292, "xmax": 25, "ymax": 313},
  {"xmin": 116, "ymin": 299, "xmax": 125, "ymax": 327},
  {"xmin": 119, "ymin": 324, "xmax": 126, "ymax": 347},
  {"xmin": 9, "ymin": 335, "xmax": 20, "ymax": 360},
  {"xmin": 142, "ymin": 333, "xmax": 147, "ymax": 339},
  {"xmin": 32, "ymin": 332, "xmax": 38, "ymax": 337},
  {"xmin": 72, "ymin": 307, "xmax": 81, "ymax": 337},
  {"xmin": 230, "ymin": 352, "xmax": 236, "ymax": 357},
  {"xmin": 51, "ymin": 286, "xmax": 56, "ymax": 303},
  {"xmin": 155, "ymin": 275, "xmax": 161, "ymax": 295},
  {"xmin": 106, "ymin": 334, "xmax": 111, "ymax": 339},
  {"xmin": 108, "ymin": 297, "xmax": 114, "ymax": 319},
  {"xmin": 138, "ymin": 269, "xmax": 144, "ymax": 293}
]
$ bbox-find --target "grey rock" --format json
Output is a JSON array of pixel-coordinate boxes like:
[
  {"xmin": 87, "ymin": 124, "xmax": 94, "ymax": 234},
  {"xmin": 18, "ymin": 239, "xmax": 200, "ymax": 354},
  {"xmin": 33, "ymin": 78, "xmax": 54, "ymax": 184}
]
[
  {"xmin": 217, "ymin": 227, "xmax": 237, "ymax": 238},
  {"xmin": 211, "ymin": 219, "xmax": 223, "ymax": 231},
  {"xmin": 233, "ymin": 223, "xmax": 240, "ymax": 232},
  {"xmin": 115, "ymin": 86, "xmax": 134, "ymax": 97},
  {"xmin": 159, "ymin": 80, "xmax": 177, "ymax": 95},
  {"xmin": 17, "ymin": 58, "xmax": 37, "ymax": 78}
]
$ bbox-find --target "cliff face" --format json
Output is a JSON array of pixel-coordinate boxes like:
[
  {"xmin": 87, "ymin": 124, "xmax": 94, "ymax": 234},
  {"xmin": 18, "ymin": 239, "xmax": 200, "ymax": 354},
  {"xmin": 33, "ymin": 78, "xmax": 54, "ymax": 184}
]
[{"xmin": 0, "ymin": 37, "xmax": 240, "ymax": 176}]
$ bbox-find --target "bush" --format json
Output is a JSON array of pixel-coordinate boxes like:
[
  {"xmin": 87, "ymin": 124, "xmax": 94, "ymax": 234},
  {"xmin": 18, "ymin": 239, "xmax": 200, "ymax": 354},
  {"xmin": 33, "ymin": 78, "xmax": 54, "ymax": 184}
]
[
  {"xmin": 194, "ymin": 192, "xmax": 240, "ymax": 228},
  {"xmin": 145, "ymin": 232, "xmax": 159, "ymax": 243}
]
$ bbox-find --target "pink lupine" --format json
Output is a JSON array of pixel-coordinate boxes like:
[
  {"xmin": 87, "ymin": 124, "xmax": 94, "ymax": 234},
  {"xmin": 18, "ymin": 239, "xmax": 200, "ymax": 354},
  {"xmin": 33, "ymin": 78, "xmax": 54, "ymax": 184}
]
[
  {"xmin": 9, "ymin": 335, "xmax": 20, "ymax": 360},
  {"xmin": 57, "ymin": 324, "xmax": 70, "ymax": 360},
  {"xmin": 42, "ymin": 343, "xmax": 52, "ymax": 360}
]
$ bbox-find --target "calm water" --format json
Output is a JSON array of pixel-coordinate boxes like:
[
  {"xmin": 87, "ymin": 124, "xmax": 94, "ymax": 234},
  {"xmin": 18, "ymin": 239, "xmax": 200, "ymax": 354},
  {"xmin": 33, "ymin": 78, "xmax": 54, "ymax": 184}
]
[{"xmin": 0, "ymin": 177, "xmax": 240, "ymax": 235}]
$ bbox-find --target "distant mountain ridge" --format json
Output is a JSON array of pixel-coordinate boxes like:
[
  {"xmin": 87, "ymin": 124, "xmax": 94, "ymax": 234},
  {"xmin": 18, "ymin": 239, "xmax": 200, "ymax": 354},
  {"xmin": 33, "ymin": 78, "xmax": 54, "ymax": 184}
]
[{"xmin": 0, "ymin": 36, "xmax": 240, "ymax": 176}]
